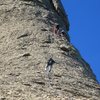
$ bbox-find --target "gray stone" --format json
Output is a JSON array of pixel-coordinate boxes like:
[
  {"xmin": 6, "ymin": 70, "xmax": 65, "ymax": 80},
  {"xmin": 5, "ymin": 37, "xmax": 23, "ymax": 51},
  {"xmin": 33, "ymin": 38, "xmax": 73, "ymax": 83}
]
[{"xmin": 0, "ymin": 0, "xmax": 100, "ymax": 100}]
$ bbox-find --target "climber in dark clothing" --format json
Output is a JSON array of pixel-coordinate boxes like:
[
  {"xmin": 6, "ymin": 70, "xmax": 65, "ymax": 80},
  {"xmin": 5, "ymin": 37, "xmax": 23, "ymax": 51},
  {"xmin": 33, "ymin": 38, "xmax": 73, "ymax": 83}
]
[
  {"xmin": 45, "ymin": 58, "xmax": 55, "ymax": 73},
  {"xmin": 61, "ymin": 30, "xmax": 66, "ymax": 37},
  {"xmin": 61, "ymin": 30, "xmax": 70, "ymax": 42}
]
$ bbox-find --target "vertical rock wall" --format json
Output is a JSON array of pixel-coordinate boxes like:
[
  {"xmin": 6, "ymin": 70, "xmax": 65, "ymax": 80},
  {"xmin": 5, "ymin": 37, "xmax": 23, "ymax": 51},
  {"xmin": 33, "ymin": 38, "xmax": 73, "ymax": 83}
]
[{"xmin": 0, "ymin": 0, "xmax": 100, "ymax": 100}]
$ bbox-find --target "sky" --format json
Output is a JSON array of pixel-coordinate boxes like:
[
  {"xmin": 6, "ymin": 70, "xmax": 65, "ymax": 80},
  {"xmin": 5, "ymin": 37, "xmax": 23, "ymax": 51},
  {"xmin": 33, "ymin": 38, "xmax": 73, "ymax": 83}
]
[{"xmin": 61, "ymin": 0, "xmax": 100, "ymax": 83}]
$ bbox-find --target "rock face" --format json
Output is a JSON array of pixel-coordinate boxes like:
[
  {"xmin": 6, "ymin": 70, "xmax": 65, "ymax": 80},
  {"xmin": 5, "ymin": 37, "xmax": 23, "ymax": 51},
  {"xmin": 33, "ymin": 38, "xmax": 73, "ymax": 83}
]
[{"xmin": 0, "ymin": 0, "xmax": 100, "ymax": 100}]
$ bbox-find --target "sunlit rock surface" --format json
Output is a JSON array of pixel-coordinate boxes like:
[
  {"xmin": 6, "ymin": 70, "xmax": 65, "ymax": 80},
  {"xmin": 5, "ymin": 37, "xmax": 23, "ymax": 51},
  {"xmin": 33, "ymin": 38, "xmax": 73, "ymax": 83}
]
[{"xmin": 0, "ymin": 0, "xmax": 100, "ymax": 100}]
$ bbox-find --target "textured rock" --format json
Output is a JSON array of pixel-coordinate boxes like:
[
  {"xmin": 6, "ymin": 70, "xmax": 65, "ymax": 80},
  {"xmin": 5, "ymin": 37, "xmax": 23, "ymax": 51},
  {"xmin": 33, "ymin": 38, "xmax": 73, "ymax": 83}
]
[{"xmin": 0, "ymin": 0, "xmax": 100, "ymax": 100}]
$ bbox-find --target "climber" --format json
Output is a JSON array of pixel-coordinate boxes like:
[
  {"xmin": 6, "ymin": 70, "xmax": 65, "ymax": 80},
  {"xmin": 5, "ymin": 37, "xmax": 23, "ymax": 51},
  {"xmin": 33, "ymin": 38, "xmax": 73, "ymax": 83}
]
[
  {"xmin": 52, "ymin": 24, "xmax": 60, "ymax": 35},
  {"xmin": 61, "ymin": 30, "xmax": 70, "ymax": 42},
  {"xmin": 61, "ymin": 30, "xmax": 66, "ymax": 37},
  {"xmin": 45, "ymin": 58, "xmax": 55, "ymax": 73}
]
